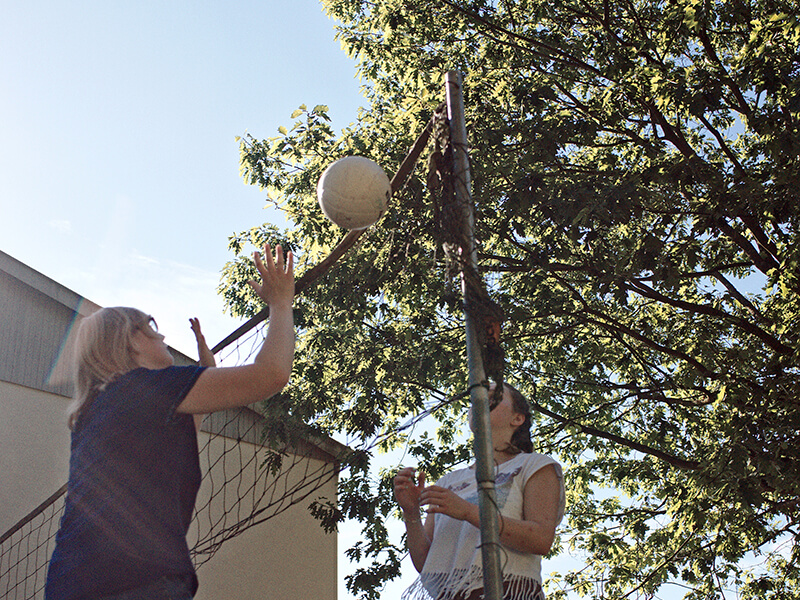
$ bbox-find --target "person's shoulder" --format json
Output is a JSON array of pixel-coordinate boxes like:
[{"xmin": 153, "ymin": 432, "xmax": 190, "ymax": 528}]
[
  {"xmin": 159, "ymin": 364, "xmax": 206, "ymax": 376},
  {"xmin": 123, "ymin": 365, "xmax": 205, "ymax": 383},
  {"xmin": 102, "ymin": 365, "xmax": 204, "ymax": 403},
  {"xmin": 515, "ymin": 452, "xmax": 563, "ymax": 477},
  {"xmin": 143, "ymin": 364, "xmax": 206, "ymax": 376},
  {"xmin": 101, "ymin": 367, "xmax": 148, "ymax": 393},
  {"xmin": 518, "ymin": 451, "xmax": 559, "ymax": 464}
]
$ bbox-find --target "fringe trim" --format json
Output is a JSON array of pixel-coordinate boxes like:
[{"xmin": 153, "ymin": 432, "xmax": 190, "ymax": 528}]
[{"xmin": 401, "ymin": 568, "xmax": 544, "ymax": 600}]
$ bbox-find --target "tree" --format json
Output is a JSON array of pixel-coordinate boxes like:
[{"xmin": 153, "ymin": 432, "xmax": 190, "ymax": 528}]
[{"xmin": 219, "ymin": 1, "xmax": 800, "ymax": 598}]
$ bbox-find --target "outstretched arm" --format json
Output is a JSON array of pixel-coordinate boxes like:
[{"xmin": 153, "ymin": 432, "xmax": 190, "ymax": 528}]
[
  {"xmin": 188, "ymin": 317, "xmax": 215, "ymax": 431},
  {"xmin": 177, "ymin": 244, "xmax": 295, "ymax": 414},
  {"xmin": 190, "ymin": 317, "xmax": 216, "ymax": 367}
]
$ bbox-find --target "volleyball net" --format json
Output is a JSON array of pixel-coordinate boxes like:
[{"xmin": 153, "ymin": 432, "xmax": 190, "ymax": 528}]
[{"xmin": 0, "ymin": 321, "xmax": 346, "ymax": 600}]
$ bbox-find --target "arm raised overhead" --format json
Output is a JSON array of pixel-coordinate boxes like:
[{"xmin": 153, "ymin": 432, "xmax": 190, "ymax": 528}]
[{"xmin": 178, "ymin": 244, "xmax": 295, "ymax": 414}]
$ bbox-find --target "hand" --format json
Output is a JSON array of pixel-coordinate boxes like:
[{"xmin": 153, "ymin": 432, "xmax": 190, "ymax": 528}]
[
  {"xmin": 394, "ymin": 467, "xmax": 426, "ymax": 514},
  {"xmin": 189, "ymin": 317, "xmax": 204, "ymax": 340},
  {"xmin": 420, "ymin": 485, "xmax": 476, "ymax": 523},
  {"xmin": 189, "ymin": 317, "xmax": 215, "ymax": 367},
  {"xmin": 248, "ymin": 244, "xmax": 295, "ymax": 310}
]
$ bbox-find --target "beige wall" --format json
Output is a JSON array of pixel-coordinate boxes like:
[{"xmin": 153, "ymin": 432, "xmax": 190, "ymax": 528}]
[{"xmin": 0, "ymin": 381, "xmax": 71, "ymax": 530}]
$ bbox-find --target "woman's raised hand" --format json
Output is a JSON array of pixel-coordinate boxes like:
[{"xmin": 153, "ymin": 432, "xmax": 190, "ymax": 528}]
[
  {"xmin": 395, "ymin": 466, "xmax": 434, "ymax": 573},
  {"xmin": 248, "ymin": 243, "xmax": 295, "ymax": 310},
  {"xmin": 189, "ymin": 317, "xmax": 216, "ymax": 367}
]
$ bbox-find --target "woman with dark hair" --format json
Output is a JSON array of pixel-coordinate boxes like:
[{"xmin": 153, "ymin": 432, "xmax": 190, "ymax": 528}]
[
  {"xmin": 394, "ymin": 383, "xmax": 565, "ymax": 600},
  {"xmin": 45, "ymin": 244, "xmax": 294, "ymax": 600}
]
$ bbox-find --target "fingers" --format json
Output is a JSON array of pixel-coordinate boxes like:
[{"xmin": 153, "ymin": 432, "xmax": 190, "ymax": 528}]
[
  {"xmin": 252, "ymin": 246, "xmax": 264, "ymax": 272},
  {"xmin": 285, "ymin": 248, "xmax": 294, "ymax": 275},
  {"xmin": 276, "ymin": 245, "xmax": 294, "ymax": 275},
  {"xmin": 189, "ymin": 318, "xmax": 204, "ymax": 338},
  {"xmin": 248, "ymin": 243, "xmax": 296, "ymax": 306},
  {"xmin": 396, "ymin": 466, "xmax": 416, "ymax": 478},
  {"xmin": 252, "ymin": 244, "xmax": 272, "ymax": 277},
  {"xmin": 394, "ymin": 467, "xmax": 416, "ymax": 489},
  {"xmin": 394, "ymin": 467, "xmax": 423, "ymax": 503},
  {"xmin": 395, "ymin": 467, "xmax": 422, "ymax": 486},
  {"xmin": 419, "ymin": 485, "xmax": 439, "ymax": 502},
  {"xmin": 419, "ymin": 486, "xmax": 452, "ymax": 509},
  {"xmin": 261, "ymin": 243, "xmax": 279, "ymax": 275},
  {"xmin": 254, "ymin": 244, "xmax": 293, "ymax": 275},
  {"xmin": 272, "ymin": 244, "xmax": 293, "ymax": 268}
]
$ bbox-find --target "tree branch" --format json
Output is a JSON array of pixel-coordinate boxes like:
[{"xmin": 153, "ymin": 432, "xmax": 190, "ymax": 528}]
[
  {"xmin": 434, "ymin": 0, "xmax": 607, "ymax": 78},
  {"xmin": 697, "ymin": 112, "xmax": 745, "ymax": 173},
  {"xmin": 623, "ymin": 279, "xmax": 791, "ymax": 354},
  {"xmin": 696, "ymin": 21, "xmax": 754, "ymax": 120},
  {"xmin": 527, "ymin": 398, "xmax": 701, "ymax": 470},
  {"xmin": 716, "ymin": 217, "xmax": 780, "ymax": 275},
  {"xmin": 712, "ymin": 271, "xmax": 768, "ymax": 322}
]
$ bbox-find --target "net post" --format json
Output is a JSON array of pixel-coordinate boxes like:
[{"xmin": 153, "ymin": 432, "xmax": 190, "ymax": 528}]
[{"xmin": 445, "ymin": 69, "xmax": 504, "ymax": 600}]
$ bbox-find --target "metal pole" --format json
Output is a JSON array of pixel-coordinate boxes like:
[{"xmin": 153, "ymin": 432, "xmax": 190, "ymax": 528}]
[{"xmin": 445, "ymin": 70, "xmax": 504, "ymax": 600}]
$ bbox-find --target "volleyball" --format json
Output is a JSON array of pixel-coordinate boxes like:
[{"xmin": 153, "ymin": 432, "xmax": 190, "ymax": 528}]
[{"xmin": 316, "ymin": 156, "xmax": 391, "ymax": 230}]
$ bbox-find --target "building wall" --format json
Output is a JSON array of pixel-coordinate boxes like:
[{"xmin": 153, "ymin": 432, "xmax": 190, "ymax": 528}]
[
  {"xmin": 196, "ymin": 502, "xmax": 338, "ymax": 600},
  {"xmin": 0, "ymin": 250, "xmax": 93, "ymax": 531},
  {"xmin": 0, "ymin": 250, "xmax": 340, "ymax": 600},
  {"xmin": 0, "ymin": 381, "xmax": 72, "ymax": 531}
]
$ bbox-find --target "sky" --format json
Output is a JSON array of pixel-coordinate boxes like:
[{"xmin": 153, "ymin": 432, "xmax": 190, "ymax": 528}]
[
  {"xmin": 0, "ymin": 0, "xmax": 398, "ymax": 597},
  {"xmin": 1, "ymin": 0, "xmax": 365, "ymax": 358}
]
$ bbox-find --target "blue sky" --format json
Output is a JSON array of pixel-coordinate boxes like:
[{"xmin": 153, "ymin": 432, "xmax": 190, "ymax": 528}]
[
  {"xmin": 1, "ymin": 0, "xmax": 364, "ymax": 357},
  {"xmin": 0, "ymin": 1, "xmax": 394, "ymax": 597}
]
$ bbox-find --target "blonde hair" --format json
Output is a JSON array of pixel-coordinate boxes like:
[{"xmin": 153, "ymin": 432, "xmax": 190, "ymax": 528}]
[{"xmin": 67, "ymin": 307, "xmax": 157, "ymax": 429}]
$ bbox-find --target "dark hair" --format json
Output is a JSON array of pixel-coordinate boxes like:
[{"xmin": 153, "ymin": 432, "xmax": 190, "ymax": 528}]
[{"xmin": 505, "ymin": 383, "xmax": 533, "ymax": 455}]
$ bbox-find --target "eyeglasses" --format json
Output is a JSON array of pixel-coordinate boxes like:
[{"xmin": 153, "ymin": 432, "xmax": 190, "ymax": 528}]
[{"xmin": 140, "ymin": 316, "xmax": 159, "ymax": 334}]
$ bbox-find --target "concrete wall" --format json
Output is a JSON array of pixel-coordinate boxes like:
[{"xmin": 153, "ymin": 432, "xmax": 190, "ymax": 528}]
[{"xmin": 0, "ymin": 381, "xmax": 72, "ymax": 532}]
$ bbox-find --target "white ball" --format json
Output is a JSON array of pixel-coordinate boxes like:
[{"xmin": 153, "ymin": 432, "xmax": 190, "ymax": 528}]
[{"xmin": 317, "ymin": 156, "xmax": 391, "ymax": 230}]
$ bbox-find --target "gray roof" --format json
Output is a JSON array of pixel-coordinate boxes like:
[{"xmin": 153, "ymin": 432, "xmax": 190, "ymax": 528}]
[{"xmin": 0, "ymin": 249, "xmax": 100, "ymax": 397}]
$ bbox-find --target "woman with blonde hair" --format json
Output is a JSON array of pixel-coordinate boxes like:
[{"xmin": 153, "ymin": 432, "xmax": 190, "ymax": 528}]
[
  {"xmin": 45, "ymin": 244, "xmax": 294, "ymax": 600},
  {"xmin": 394, "ymin": 383, "xmax": 565, "ymax": 600}
]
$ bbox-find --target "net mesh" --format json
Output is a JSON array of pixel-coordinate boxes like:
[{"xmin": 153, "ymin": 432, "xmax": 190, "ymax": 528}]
[
  {"xmin": 0, "ymin": 322, "xmax": 343, "ymax": 600},
  {"xmin": 0, "ymin": 487, "xmax": 65, "ymax": 600}
]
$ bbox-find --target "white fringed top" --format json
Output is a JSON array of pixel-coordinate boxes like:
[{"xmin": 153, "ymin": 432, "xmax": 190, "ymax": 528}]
[{"xmin": 402, "ymin": 453, "xmax": 566, "ymax": 600}]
